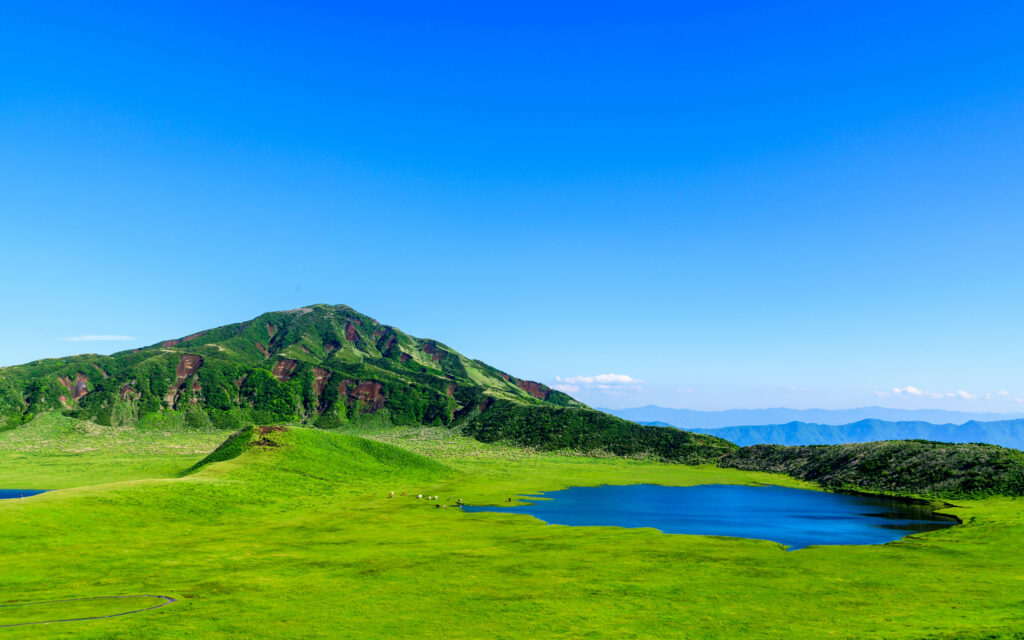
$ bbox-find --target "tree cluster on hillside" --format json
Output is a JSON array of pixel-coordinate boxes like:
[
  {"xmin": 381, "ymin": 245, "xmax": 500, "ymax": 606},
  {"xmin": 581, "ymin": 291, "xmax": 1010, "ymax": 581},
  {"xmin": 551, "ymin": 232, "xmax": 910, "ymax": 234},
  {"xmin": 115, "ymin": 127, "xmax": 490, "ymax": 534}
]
[{"xmin": 719, "ymin": 440, "xmax": 1024, "ymax": 498}]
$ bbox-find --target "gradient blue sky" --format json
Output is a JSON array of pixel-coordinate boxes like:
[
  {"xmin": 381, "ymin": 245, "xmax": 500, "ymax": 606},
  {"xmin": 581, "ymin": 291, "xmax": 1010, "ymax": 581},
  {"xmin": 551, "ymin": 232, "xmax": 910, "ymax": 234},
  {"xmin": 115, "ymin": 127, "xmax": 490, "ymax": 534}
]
[{"xmin": 2, "ymin": 2, "xmax": 1022, "ymax": 410}]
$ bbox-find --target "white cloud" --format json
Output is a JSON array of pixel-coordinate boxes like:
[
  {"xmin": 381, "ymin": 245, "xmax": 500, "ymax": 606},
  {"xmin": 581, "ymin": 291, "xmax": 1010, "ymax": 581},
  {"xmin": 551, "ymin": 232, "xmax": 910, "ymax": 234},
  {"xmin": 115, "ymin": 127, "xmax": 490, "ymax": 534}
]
[
  {"xmin": 557, "ymin": 373, "xmax": 643, "ymax": 385},
  {"xmin": 875, "ymin": 386, "xmax": 999, "ymax": 401},
  {"xmin": 60, "ymin": 335, "xmax": 137, "ymax": 342},
  {"xmin": 554, "ymin": 373, "xmax": 644, "ymax": 395}
]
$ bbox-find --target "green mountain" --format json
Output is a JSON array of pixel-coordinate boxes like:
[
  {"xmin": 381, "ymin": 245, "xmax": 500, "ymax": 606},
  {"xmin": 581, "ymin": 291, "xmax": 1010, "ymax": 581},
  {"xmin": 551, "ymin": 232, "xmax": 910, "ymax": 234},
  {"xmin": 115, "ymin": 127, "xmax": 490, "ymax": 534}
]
[{"xmin": 0, "ymin": 304, "xmax": 734, "ymax": 463}]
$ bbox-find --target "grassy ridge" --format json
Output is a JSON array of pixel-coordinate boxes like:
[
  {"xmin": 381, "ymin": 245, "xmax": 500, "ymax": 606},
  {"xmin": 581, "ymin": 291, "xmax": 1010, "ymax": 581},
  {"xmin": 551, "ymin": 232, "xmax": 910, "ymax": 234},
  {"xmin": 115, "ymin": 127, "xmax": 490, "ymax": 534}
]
[{"xmin": 719, "ymin": 440, "xmax": 1024, "ymax": 498}]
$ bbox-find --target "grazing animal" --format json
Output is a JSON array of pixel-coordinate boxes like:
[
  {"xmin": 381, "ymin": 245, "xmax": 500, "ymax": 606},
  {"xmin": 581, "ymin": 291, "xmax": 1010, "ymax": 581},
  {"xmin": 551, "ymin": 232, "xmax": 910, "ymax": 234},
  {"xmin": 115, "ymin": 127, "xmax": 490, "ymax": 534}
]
[{"xmin": 417, "ymin": 494, "xmax": 423, "ymax": 499}]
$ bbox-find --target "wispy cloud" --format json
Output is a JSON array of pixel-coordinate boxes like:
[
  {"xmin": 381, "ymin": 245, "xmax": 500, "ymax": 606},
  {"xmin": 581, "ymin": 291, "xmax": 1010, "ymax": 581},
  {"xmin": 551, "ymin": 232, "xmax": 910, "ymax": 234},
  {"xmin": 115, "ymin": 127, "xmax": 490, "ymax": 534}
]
[
  {"xmin": 554, "ymin": 373, "xmax": 644, "ymax": 395},
  {"xmin": 874, "ymin": 386, "xmax": 998, "ymax": 401},
  {"xmin": 60, "ymin": 335, "xmax": 137, "ymax": 342}
]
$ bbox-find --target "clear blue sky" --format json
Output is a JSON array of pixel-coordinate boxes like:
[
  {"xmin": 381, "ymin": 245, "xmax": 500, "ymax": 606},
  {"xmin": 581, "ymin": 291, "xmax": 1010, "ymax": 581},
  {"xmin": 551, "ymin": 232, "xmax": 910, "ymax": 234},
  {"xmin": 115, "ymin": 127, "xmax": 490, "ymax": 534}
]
[{"xmin": 2, "ymin": 2, "xmax": 1022, "ymax": 411}]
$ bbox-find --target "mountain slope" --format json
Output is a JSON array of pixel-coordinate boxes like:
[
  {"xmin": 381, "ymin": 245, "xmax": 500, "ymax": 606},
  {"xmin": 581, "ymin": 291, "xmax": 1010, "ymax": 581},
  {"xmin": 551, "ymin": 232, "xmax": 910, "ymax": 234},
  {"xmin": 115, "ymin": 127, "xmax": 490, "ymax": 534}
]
[
  {"xmin": 603, "ymin": 405, "xmax": 1024, "ymax": 428},
  {"xmin": 685, "ymin": 418, "xmax": 1024, "ymax": 449},
  {"xmin": 0, "ymin": 304, "xmax": 733, "ymax": 462}
]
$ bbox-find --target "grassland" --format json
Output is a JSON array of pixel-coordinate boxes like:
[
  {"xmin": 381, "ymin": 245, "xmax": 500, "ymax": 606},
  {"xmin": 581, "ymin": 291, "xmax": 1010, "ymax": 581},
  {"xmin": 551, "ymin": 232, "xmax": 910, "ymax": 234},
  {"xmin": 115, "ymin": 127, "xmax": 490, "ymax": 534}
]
[{"xmin": 1, "ymin": 416, "xmax": 1023, "ymax": 639}]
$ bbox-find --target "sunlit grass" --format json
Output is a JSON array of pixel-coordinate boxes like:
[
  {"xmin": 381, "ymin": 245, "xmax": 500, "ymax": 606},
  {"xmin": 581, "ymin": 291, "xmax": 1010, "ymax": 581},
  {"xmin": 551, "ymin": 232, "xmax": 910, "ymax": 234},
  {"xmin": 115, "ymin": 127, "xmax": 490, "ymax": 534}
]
[{"xmin": 0, "ymin": 422, "xmax": 1021, "ymax": 638}]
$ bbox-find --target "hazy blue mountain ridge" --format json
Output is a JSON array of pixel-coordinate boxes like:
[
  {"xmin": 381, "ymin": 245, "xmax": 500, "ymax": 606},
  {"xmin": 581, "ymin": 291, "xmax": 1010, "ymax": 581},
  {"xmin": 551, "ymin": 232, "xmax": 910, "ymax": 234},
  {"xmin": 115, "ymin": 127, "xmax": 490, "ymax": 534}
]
[
  {"xmin": 679, "ymin": 418, "xmax": 1024, "ymax": 449},
  {"xmin": 603, "ymin": 405, "xmax": 1024, "ymax": 428}
]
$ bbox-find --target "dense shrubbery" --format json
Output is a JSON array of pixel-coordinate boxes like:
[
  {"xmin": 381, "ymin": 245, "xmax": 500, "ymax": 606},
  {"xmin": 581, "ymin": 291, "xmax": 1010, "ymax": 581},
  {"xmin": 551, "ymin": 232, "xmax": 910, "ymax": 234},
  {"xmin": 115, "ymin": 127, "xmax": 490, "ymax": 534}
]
[
  {"xmin": 719, "ymin": 440, "xmax": 1024, "ymax": 498},
  {"xmin": 458, "ymin": 399, "xmax": 736, "ymax": 463}
]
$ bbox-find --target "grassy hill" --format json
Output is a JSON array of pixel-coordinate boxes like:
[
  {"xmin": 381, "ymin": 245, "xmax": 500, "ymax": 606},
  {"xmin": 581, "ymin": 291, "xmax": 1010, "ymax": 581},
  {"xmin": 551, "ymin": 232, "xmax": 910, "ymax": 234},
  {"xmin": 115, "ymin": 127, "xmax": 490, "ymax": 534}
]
[
  {"xmin": 0, "ymin": 304, "xmax": 732, "ymax": 463},
  {"xmin": 719, "ymin": 440, "xmax": 1024, "ymax": 498}
]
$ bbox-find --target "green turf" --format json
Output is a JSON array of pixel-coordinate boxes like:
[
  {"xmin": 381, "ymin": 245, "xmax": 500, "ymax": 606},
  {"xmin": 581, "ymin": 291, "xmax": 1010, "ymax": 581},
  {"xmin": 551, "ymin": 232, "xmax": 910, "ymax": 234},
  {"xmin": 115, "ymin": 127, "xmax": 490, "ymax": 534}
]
[
  {"xmin": 1, "ymin": 422, "xmax": 1023, "ymax": 639},
  {"xmin": 0, "ymin": 596, "xmax": 169, "ymax": 627}
]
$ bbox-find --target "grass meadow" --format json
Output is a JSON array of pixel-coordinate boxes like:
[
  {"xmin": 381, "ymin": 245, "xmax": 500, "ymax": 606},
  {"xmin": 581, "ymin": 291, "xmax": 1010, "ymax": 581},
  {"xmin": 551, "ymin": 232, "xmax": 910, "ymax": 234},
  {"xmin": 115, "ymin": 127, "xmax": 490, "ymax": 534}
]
[{"xmin": 1, "ymin": 415, "xmax": 1022, "ymax": 638}]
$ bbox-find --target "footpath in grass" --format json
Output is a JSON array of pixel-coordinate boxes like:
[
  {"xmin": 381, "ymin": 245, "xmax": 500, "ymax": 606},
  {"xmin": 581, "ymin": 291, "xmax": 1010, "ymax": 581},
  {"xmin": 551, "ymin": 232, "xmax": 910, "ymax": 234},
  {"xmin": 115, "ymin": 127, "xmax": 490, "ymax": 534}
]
[{"xmin": 0, "ymin": 424, "xmax": 1022, "ymax": 639}]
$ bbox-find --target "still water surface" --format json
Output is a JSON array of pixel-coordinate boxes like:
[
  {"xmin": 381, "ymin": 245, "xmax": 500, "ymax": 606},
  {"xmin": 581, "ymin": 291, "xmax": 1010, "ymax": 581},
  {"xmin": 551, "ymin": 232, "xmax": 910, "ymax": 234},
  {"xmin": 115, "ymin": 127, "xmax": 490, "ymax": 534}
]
[
  {"xmin": 0, "ymin": 490, "xmax": 47, "ymax": 500},
  {"xmin": 464, "ymin": 484, "xmax": 958, "ymax": 550}
]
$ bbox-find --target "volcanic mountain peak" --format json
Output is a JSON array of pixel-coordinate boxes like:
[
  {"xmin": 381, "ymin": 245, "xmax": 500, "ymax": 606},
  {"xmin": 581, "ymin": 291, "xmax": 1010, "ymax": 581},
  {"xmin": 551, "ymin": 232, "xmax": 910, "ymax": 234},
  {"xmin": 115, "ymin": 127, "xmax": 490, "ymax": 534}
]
[{"xmin": 0, "ymin": 304, "xmax": 733, "ymax": 463}]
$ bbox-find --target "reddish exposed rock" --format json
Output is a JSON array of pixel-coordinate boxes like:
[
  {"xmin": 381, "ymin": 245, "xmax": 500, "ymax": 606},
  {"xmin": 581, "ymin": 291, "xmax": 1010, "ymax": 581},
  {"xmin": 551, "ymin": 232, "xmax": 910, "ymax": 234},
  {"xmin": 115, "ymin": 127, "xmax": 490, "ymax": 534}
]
[
  {"xmin": 351, "ymin": 381, "xmax": 386, "ymax": 411},
  {"xmin": 324, "ymin": 341, "xmax": 340, "ymax": 353},
  {"xmin": 272, "ymin": 358, "xmax": 299, "ymax": 382},
  {"xmin": 446, "ymin": 383, "xmax": 457, "ymax": 397},
  {"xmin": 120, "ymin": 384, "xmax": 139, "ymax": 401},
  {"xmin": 166, "ymin": 354, "xmax": 203, "ymax": 408},
  {"xmin": 92, "ymin": 363, "xmax": 109, "ymax": 379},
  {"xmin": 382, "ymin": 335, "xmax": 396, "ymax": 353},
  {"xmin": 478, "ymin": 397, "xmax": 494, "ymax": 412},
  {"xmin": 300, "ymin": 345, "xmax": 313, "ymax": 355},
  {"xmin": 312, "ymin": 367, "xmax": 331, "ymax": 396},
  {"xmin": 162, "ymin": 339, "xmax": 180, "ymax": 347},
  {"xmin": 422, "ymin": 342, "xmax": 445, "ymax": 362},
  {"xmin": 266, "ymin": 322, "xmax": 277, "ymax": 339},
  {"xmin": 190, "ymin": 378, "xmax": 203, "ymax": 404},
  {"xmin": 338, "ymin": 379, "xmax": 386, "ymax": 412},
  {"xmin": 516, "ymin": 379, "xmax": 550, "ymax": 401},
  {"xmin": 255, "ymin": 341, "xmax": 271, "ymax": 358},
  {"xmin": 234, "ymin": 374, "xmax": 248, "ymax": 390},
  {"xmin": 59, "ymin": 395, "xmax": 70, "ymax": 409},
  {"xmin": 345, "ymin": 322, "xmax": 358, "ymax": 342},
  {"xmin": 177, "ymin": 355, "xmax": 203, "ymax": 380},
  {"xmin": 58, "ymin": 373, "xmax": 90, "ymax": 401},
  {"xmin": 73, "ymin": 373, "xmax": 89, "ymax": 400},
  {"xmin": 371, "ymin": 329, "xmax": 383, "ymax": 341},
  {"xmin": 399, "ymin": 352, "xmax": 411, "ymax": 363},
  {"xmin": 183, "ymin": 331, "xmax": 205, "ymax": 342}
]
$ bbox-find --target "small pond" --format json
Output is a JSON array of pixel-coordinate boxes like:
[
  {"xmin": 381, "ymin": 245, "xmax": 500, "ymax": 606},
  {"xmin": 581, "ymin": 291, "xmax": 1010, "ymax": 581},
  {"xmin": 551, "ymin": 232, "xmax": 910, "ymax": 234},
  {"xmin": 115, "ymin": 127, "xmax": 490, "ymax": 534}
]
[
  {"xmin": 463, "ymin": 484, "xmax": 958, "ymax": 550},
  {"xmin": 0, "ymin": 490, "xmax": 47, "ymax": 500}
]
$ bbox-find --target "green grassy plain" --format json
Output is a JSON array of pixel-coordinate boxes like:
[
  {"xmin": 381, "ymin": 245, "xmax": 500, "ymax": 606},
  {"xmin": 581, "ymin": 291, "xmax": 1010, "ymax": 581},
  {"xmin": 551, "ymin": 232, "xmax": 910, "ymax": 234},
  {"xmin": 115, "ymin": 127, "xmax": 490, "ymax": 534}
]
[{"xmin": 1, "ymin": 417, "xmax": 1023, "ymax": 639}]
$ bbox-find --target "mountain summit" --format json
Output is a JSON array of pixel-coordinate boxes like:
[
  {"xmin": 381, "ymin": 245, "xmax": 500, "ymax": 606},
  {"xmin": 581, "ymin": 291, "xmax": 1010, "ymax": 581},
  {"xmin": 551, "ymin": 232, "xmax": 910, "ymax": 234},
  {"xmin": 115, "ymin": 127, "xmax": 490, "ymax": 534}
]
[{"xmin": 0, "ymin": 304, "xmax": 733, "ymax": 462}]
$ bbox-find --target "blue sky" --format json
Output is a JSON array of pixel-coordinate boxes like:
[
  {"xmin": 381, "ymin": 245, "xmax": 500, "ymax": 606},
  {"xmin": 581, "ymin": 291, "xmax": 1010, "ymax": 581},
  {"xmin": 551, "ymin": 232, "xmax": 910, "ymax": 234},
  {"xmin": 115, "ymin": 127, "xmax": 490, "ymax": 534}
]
[{"xmin": 2, "ymin": 2, "xmax": 1022, "ymax": 410}]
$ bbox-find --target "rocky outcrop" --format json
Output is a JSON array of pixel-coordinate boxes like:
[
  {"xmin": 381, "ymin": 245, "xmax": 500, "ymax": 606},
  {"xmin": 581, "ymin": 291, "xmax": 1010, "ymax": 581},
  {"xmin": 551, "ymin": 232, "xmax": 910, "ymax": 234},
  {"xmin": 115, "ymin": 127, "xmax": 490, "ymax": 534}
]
[
  {"xmin": 515, "ymin": 379, "xmax": 550, "ymax": 401},
  {"xmin": 254, "ymin": 341, "xmax": 271, "ymax": 358},
  {"xmin": 165, "ymin": 354, "xmax": 203, "ymax": 408},
  {"xmin": 338, "ymin": 379, "xmax": 386, "ymax": 412},
  {"xmin": 58, "ymin": 373, "xmax": 90, "ymax": 401},
  {"xmin": 272, "ymin": 358, "xmax": 299, "ymax": 382}
]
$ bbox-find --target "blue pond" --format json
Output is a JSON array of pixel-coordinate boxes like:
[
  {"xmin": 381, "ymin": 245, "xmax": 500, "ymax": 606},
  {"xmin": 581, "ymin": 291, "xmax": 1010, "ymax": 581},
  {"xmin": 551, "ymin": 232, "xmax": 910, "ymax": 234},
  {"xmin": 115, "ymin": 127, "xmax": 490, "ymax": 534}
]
[
  {"xmin": 463, "ymin": 484, "xmax": 958, "ymax": 550},
  {"xmin": 0, "ymin": 490, "xmax": 47, "ymax": 500}
]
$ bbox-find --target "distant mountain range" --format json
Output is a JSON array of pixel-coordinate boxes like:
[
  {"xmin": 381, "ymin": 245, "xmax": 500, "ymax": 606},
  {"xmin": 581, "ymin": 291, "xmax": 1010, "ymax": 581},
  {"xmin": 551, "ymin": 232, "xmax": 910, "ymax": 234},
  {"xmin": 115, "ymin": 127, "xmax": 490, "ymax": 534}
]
[
  {"xmin": 601, "ymin": 405, "xmax": 1024, "ymax": 428},
  {"xmin": 677, "ymin": 419, "xmax": 1024, "ymax": 449}
]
